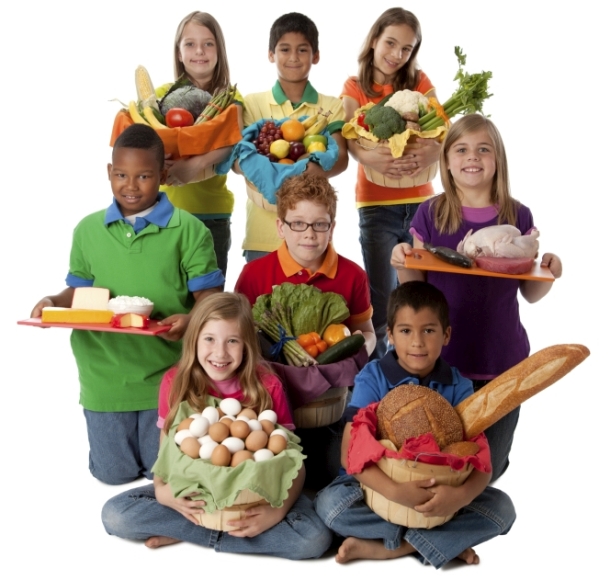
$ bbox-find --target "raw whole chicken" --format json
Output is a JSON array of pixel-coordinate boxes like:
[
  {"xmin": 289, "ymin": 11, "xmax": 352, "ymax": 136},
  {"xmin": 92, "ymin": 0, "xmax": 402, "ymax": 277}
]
[{"xmin": 457, "ymin": 225, "xmax": 539, "ymax": 259}]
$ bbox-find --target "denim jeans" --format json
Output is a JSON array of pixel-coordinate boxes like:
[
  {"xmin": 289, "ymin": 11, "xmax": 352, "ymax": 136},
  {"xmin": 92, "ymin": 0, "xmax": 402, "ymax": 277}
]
[
  {"xmin": 244, "ymin": 250, "xmax": 269, "ymax": 263},
  {"xmin": 201, "ymin": 218, "xmax": 231, "ymax": 281},
  {"xmin": 102, "ymin": 484, "xmax": 332, "ymax": 560},
  {"xmin": 83, "ymin": 409, "xmax": 159, "ymax": 485},
  {"xmin": 358, "ymin": 203, "xmax": 421, "ymax": 360},
  {"xmin": 314, "ymin": 474, "xmax": 515, "ymax": 569}
]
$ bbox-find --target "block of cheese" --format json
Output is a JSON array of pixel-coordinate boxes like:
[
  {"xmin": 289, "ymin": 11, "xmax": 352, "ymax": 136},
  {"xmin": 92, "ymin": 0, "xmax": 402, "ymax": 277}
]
[
  {"xmin": 41, "ymin": 307, "xmax": 114, "ymax": 324},
  {"xmin": 71, "ymin": 287, "xmax": 111, "ymax": 310},
  {"xmin": 111, "ymin": 313, "xmax": 149, "ymax": 329}
]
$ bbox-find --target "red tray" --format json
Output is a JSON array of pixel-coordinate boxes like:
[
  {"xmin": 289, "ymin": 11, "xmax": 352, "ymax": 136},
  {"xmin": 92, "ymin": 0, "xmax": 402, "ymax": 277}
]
[
  {"xmin": 17, "ymin": 318, "xmax": 172, "ymax": 335},
  {"xmin": 404, "ymin": 250, "xmax": 555, "ymax": 282}
]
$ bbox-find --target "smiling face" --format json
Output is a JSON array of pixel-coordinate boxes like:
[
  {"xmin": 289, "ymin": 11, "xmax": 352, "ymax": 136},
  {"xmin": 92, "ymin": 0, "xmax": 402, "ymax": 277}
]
[
  {"xmin": 446, "ymin": 128, "xmax": 497, "ymax": 199},
  {"xmin": 387, "ymin": 306, "xmax": 451, "ymax": 377},
  {"xmin": 107, "ymin": 147, "xmax": 165, "ymax": 217},
  {"xmin": 269, "ymin": 32, "xmax": 319, "ymax": 84},
  {"xmin": 371, "ymin": 24, "xmax": 418, "ymax": 83},
  {"xmin": 178, "ymin": 22, "xmax": 218, "ymax": 88},
  {"xmin": 197, "ymin": 318, "xmax": 244, "ymax": 382},
  {"xmin": 276, "ymin": 200, "xmax": 334, "ymax": 272}
]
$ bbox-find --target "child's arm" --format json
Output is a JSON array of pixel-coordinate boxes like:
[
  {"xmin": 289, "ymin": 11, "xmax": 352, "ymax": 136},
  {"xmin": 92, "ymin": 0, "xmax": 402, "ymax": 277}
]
[
  {"xmin": 390, "ymin": 241, "xmax": 427, "ymax": 284},
  {"xmin": 304, "ymin": 132, "xmax": 349, "ymax": 178},
  {"xmin": 30, "ymin": 287, "xmax": 75, "ymax": 317},
  {"xmin": 165, "ymin": 148, "xmax": 233, "ymax": 187},
  {"xmin": 348, "ymin": 319, "xmax": 376, "ymax": 356},
  {"xmin": 519, "ymin": 252, "xmax": 562, "ymax": 303},
  {"xmin": 225, "ymin": 464, "xmax": 306, "ymax": 537},
  {"xmin": 159, "ymin": 287, "xmax": 221, "ymax": 341}
]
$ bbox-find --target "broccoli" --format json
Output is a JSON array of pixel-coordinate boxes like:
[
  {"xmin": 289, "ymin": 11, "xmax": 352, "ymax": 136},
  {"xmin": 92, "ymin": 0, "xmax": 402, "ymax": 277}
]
[{"xmin": 364, "ymin": 103, "xmax": 406, "ymax": 140}]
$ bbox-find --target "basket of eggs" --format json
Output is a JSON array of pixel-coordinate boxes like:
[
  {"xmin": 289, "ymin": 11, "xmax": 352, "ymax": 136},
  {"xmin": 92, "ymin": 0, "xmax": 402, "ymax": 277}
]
[{"xmin": 153, "ymin": 397, "xmax": 304, "ymax": 532}]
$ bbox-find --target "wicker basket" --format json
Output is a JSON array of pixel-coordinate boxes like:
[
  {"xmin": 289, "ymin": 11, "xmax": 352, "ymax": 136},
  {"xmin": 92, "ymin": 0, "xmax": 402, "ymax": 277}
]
[
  {"xmin": 358, "ymin": 137, "xmax": 438, "ymax": 188},
  {"xmin": 360, "ymin": 441, "xmax": 473, "ymax": 529},
  {"xmin": 194, "ymin": 489, "xmax": 268, "ymax": 531},
  {"xmin": 246, "ymin": 180, "xmax": 277, "ymax": 211},
  {"xmin": 293, "ymin": 387, "xmax": 348, "ymax": 429}
]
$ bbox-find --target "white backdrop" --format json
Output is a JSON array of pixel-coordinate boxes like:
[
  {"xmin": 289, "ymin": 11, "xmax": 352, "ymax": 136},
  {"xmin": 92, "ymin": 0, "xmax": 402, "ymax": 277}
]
[{"xmin": 3, "ymin": 2, "xmax": 606, "ymax": 578}]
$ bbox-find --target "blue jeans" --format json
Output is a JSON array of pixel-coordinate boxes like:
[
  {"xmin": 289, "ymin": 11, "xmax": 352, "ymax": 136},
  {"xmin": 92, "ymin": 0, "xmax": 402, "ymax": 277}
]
[
  {"xmin": 102, "ymin": 485, "xmax": 332, "ymax": 560},
  {"xmin": 314, "ymin": 474, "xmax": 515, "ymax": 569},
  {"xmin": 201, "ymin": 218, "xmax": 231, "ymax": 281},
  {"xmin": 358, "ymin": 203, "xmax": 421, "ymax": 360},
  {"xmin": 244, "ymin": 250, "xmax": 269, "ymax": 263},
  {"xmin": 83, "ymin": 409, "xmax": 159, "ymax": 485}
]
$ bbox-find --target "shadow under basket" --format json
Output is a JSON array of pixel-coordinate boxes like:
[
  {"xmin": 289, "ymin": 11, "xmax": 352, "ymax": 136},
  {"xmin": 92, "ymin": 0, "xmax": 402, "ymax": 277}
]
[
  {"xmin": 293, "ymin": 387, "xmax": 348, "ymax": 429},
  {"xmin": 246, "ymin": 180, "xmax": 277, "ymax": 212},
  {"xmin": 361, "ymin": 448, "xmax": 473, "ymax": 529},
  {"xmin": 194, "ymin": 489, "xmax": 268, "ymax": 531}
]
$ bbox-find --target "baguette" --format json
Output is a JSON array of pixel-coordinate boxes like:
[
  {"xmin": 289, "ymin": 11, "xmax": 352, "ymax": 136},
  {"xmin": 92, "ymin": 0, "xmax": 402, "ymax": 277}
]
[{"xmin": 455, "ymin": 344, "xmax": 590, "ymax": 439}]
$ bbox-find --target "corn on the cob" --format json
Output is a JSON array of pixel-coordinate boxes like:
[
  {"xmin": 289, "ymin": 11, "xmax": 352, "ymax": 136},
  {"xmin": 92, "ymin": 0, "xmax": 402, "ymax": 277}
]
[
  {"xmin": 128, "ymin": 101, "xmax": 149, "ymax": 125},
  {"xmin": 143, "ymin": 106, "xmax": 167, "ymax": 129},
  {"xmin": 135, "ymin": 65, "xmax": 159, "ymax": 111}
]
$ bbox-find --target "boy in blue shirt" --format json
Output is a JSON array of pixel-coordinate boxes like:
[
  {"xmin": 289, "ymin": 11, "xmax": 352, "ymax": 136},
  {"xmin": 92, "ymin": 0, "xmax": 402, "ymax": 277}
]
[{"xmin": 31, "ymin": 124, "xmax": 222, "ymax": 485}]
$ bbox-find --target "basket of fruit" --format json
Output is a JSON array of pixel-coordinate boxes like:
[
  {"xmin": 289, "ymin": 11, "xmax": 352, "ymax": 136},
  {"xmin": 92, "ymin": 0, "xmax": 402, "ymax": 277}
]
[
  {"xmin": 252, "ymin": 284, "xmax": 368, "ymax": 428},
  {"xmin": 216, "ymin": 113, "xmax": 339, "ymax": 211},
  {"xmin": 154, "ymin": 398, "xmax": 304, "ymax": 532},
  {"xmin": 110, "ymin": 66, "xmax": 243, "ymax": 165},
  {"xmin": 342, "ymin": 47, "xmax": 492, "ymax": 188}
]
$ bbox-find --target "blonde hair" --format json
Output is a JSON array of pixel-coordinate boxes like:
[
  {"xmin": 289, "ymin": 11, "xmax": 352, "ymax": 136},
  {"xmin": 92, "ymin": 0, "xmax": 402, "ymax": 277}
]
[
  {"xmin": 163, "ymin": 293, "xmax": 273, "ymax": 433},
  {"xmin": 433, "ymin": 114, "xmax": 517, "ymax": 233},
  {"xmin": 173, "ymin": 11, "xmax": 231, "ymax": 93},
  {"xmin": 357, "ymin": 8, "xmax": 423, "ymax": 98}
]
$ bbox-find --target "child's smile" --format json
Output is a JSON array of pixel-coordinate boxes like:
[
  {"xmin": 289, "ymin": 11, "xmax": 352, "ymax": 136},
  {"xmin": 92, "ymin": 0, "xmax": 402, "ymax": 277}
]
[{"xmin": 197, "ymin": 318, "xmax": 244, "ymax": 382}]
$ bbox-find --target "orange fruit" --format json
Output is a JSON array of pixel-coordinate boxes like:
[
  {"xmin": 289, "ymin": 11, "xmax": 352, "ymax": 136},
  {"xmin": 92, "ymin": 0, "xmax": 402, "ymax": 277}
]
[
  {"xmin": 281, "ymin": 119, "xmax": 306, "ymax": 142},
  {"xmin": 322, "ymin": 324, "xmax": 351, "ymax": 347},
  {"xmin": 278, "ymin": 158, "xmax": 294, "ymax": 164}
]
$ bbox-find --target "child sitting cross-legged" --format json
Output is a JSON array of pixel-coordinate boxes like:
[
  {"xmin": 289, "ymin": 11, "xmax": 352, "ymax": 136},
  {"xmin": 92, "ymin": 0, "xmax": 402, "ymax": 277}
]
[{"xmin": 313, "ymin": 281, "xmax": 516, "ymax": 568}]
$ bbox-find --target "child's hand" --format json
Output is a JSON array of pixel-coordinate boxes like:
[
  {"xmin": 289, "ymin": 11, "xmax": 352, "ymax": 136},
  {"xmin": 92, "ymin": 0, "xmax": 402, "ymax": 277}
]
[
  {"xmin": 30, "ymin": 297, "xmax": 53, "ymax": 318},
  {"xmin": 390, "ymin": 243, "xmax": 414, "ymax": 272},
  {"xmin": 155, "ymin": 480, "xmax": 206, "ymax": 525},
  {"xmin": 165, "ymin": 157, "xmax": 202, "ymax": 186},
  {"xmin": 402, "ymin": 138, "xmax": 441, "ymax": 177},
  {"xmin": 541, "ymin": 252, "xmax": 562, "ymax": 278},
  {"xmin": 158, "ymin": 313, "xmax": 191, "ymax": 341},
  {"xmin": 225, "ymin": 503, "xmax": 287, "ymax": 537},
  {"xmin": 390, "ymin": 478, "xmax": 435, "ymax": 508},
  {"xmin": 414, "ymin": 481, "xmax": 468, "ymax": 518}
]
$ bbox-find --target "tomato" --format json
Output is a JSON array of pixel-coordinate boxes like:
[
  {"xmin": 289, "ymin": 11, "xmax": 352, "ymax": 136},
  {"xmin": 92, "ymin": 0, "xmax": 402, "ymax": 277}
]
[
  {"xmin": 297, "ymin": 333, "xmax": 316, "ymax": 348},
  {"xmin": 165, "ymin": 108, "xmax": 194, "ymax": 128},
  {"xmin": 315, "ymin": 340, "xmax": 328, "ymax": 353},
  {"xmin": 304, "ymin": 345, "xmax": 319, "ymax": 358}
]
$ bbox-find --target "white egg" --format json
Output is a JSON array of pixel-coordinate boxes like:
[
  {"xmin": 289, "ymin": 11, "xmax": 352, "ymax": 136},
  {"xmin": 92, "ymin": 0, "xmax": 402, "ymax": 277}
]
[
  {"xmin": 270, "ymin": 429, "xmax": 288, "ymax": 440},
  {"xmin": 199, "ymin": 440, "xmax": 219, "ymax": 459},
  {"xmin": 198, "ymin": 435, "xmax": 213, "ymax": 445},
  {"xmin": 258, "ymin": 410, "xmax": 278, "ymax": 424},
  {"xmin": 235, "ymin": 414, "xmax": 251, "ymax": 423},
  {"xmin": 222, "ymin": 415, "xmax": 236, "ymax": 422},
  {"xmin": 253, "ymin": 449, "xmax": 274, "ymax": 462},
  {"xmin": 222, "ymin": 437, "xmax": 245, "ymax": 454},
  {"xmin": 219, "ymin": 398, "xmax": 242, "ymax": 417},
  {"xmin": 189, "ymin": 417, "xmax": 210, "ymax": 438},
  {"xmin": 247, "ymin": 419, "xmax": 262, "ymax": 431},
  {"xmin": 189, "ymin": 413, "xmax": 202, "ymax": 419},
  {"xmin": 201, "ymin": 406, "xmax": 219, "ymax": 425},
  {"xmin": 174, "ymin": 430, "xmax": 195, "ymax": 445}
]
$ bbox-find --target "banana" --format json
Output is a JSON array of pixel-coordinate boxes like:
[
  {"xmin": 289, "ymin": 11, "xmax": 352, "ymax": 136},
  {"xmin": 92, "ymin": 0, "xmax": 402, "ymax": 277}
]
[
  {"xmin": 304, "ymin": 116, "xmax": 329, "ymax": 136},
  {"xmin": 301, "ymin": 112, "xmax": 320, "ymax": 130},
  {"xmin": 143, "ymin": 106, "xmax": 167, "ymax": 130},
  {"xmin": 128, "ymin": 101, "xmax": 149, "ymax": 125}
]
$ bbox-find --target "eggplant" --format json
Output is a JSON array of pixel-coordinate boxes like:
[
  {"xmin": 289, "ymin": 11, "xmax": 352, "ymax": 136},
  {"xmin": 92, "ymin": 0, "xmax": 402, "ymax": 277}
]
[{"xmin": 424, "ymin": 243, "xmax": 473, "ymax": 268}]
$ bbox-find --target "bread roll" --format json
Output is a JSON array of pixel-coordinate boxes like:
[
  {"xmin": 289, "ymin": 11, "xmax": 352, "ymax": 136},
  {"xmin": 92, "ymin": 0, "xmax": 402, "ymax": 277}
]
[
  {"xmin": 456, "ymin": 344, "xmax": 590, "ymax": 439},
  {"xmin": 376, "ymin": 385, "xmax": 464, "ymax": 449}
]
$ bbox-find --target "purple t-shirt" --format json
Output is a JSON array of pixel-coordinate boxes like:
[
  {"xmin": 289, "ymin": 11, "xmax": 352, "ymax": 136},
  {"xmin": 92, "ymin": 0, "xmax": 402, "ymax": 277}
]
[{"xmin": 410, "ymin": 199, "xmax": 534, "ymax": 379}]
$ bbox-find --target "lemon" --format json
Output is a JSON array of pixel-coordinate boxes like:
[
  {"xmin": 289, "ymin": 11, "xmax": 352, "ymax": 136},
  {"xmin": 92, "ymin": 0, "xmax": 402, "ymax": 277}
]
[
  {"xmin": 303, "ymin": 135, "xmax": 328, "ymax": 149},
  {"xmin": 269, "ymin": 139, "xmax": 290, "ymax": 159},
  {"xmin": 307, "ymin": 142, "xmax": 327, "ymax": 154}
]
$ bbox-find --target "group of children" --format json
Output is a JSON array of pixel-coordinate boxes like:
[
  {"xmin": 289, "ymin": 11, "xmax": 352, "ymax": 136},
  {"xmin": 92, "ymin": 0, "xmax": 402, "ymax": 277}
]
[{"xmin": 30, "ymin": 7, "xmax": 562, "ymax": 568}]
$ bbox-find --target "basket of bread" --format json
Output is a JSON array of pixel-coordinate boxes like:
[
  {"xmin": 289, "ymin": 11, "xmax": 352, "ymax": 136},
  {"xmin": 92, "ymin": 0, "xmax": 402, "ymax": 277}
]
[
  {"xmin": 348, "ymin": 344, "xmax": 590, "ymax": 529},
  {"xmin": 153, "ymin": 397, "xmax": 304, "ymax": 531}
]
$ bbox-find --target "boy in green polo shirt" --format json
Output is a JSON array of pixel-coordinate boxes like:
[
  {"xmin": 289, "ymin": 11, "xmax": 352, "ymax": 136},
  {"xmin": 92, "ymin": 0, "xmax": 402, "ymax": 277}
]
[
  {"xmin": 30, "ymin": 125, "xmax": 222, "ymax": 485},
  {"xmin": 241, "ymin": 12, "xmax": 349, "ymax": 262}
]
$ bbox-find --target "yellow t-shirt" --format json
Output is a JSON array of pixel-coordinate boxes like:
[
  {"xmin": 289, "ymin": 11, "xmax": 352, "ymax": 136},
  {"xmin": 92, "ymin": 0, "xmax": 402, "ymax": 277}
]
[
  {"xmin": 242, "ymin": 81, "xmax": 345, "ymax": 252},
  {"xmin": 157, "ymin": 82, "xmax": 244, "ymax": 218}
]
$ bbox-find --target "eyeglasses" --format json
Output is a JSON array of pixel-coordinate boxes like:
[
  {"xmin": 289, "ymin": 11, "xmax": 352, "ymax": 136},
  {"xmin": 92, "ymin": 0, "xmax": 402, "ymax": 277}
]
[{"xmin": 282, "ymin": 220, "xmax": 332, "ymax": 232}]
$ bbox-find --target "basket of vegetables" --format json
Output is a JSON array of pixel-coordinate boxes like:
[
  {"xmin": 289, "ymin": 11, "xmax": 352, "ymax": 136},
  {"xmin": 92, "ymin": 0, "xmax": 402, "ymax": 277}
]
[
  {"xmin": 110, "ymin": 66, "xmax": 243, "ymax": 166},
  {"xmin": 252, "ymin": 284, "xmax": 368, "ymax": 428},
  {"xmin": 342, "ymin": 47, "xmax": 492, "ymax": 188},
  {"xmin": 216, "ymin": 113, "xmax": 339, "ymax": 211}
]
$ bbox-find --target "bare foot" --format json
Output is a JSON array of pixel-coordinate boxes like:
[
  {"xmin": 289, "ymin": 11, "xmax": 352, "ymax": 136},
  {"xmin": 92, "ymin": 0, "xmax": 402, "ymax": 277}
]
[
  {"xmin": 144, "ymin": 536, "xmax": 182, "ymax": 549},
  {"xmin": 456, "ymin": 547, "xmax": 480, "ymax": 565},
  {"xmin": 336, "ymin": 537, "xmax": 415, "ymax": 564}
]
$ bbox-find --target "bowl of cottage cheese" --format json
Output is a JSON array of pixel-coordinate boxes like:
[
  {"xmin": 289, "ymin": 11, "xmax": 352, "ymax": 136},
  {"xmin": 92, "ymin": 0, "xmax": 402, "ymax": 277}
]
[{"xmin": 107, "ymin": 295, "xmax": 154, "ymax": 316}]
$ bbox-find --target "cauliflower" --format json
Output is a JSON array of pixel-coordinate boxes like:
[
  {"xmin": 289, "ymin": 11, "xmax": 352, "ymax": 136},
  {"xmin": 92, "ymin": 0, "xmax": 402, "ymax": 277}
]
[{"xmin": 384, "ymin": 90, "xmax": 430, "ymax": 119}]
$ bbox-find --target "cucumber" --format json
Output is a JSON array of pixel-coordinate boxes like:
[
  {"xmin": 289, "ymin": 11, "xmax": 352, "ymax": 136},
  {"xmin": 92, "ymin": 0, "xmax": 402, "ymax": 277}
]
[{"xmin": 316, "ymin": 334, "xmax": 365, "ymax": 365}]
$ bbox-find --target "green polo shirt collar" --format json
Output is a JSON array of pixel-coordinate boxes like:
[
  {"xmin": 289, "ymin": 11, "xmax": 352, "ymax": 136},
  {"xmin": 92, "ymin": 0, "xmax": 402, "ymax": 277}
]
[{"xmin": 271, "ymin": 80, "xmax": 318, "ymax": 108}]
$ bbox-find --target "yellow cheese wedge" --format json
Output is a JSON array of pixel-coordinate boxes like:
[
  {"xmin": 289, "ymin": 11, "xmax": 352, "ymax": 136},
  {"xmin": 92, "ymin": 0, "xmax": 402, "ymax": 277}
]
[
  {"xmin": 112, "ymin": 313, "xmax": 148, "ymax": 328},
  {"xmin": 41, "ymin": 307, "xmax": 114, "ymax": 324}
]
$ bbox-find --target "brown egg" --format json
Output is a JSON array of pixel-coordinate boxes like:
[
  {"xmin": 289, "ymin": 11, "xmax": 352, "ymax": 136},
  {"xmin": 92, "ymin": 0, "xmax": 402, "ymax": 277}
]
[
  {"xmin": 230, "ymin": 420, "xmax": 251, "ymax": 440},
  {"xmin": 211, "ymin": 444, "xmax": 231, "ymax": 466},
  {"xmin": 267, "ymin": 434, "xmax": 288, "ymax": 455},
  {"xmin": 260, "ymin": 420, "xmax": 275, "ymax": 435},
  {"xmin": 218, "ymin": 408, "xmax": 226, "ymax": 418},
  {"xmin": 177, "ymin": 418, "xmax": 194, "ymax": 432},
  {"xmin": 230, "ymin": 450, "xmax": 254, "ymax": 467},
  {"xmin": 208, "ymin": 422, "xmax": 230, "ymax": 443},
  {"xmin": 245, "ymin": 430, "xmax": 268, "ymax": 452},
  {"xmin": 180, "ymin": 437, "xmax": 201, "ymax": 459},
  {"xmin": 239, "ymin": 408, "xmax": 257, "ymax": 420},
  {"xmin": 220, "ymin": 416, "xmax": 234, "ymax": 427}
]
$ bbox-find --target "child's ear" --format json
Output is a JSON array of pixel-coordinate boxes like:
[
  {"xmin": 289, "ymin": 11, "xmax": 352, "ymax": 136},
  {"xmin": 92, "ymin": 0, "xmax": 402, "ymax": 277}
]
[
  {"xmin": 276, "ymin": 217, "xmax": 286, "ymax": 239},
  {"xmin": 443, "ymin": 326, "xmax": 452, "ymax": 346},
  {"xmin": 312, "ymin": 51, "xmax": 320, "ymax": 65},
  {"xmin": 386, "ymin": 326, "xmax": 394, "ymax": 346},
  {"xmin": 107, "ymin": 163, "xmax": 112, "ymax": 180},
  {"xmin": 268, "ymin": 50, "xmax": 276, "ymax": 64},
  {"xmin": 160, "ymin": 168, "xmax": 168, "ymax": 186}
]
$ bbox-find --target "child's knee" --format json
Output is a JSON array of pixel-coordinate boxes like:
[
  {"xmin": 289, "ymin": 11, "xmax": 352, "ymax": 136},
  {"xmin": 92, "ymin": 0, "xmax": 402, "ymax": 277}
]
[
  {"xmin": 90, "ymin": 463, "xmax": 142, "ymax": 485},
  {"xmin": 284, "ymin": 497, "xmax": 333, "ymax": 559},
  {"xmin": 314, "ymin": 475, "xmax": 363, "ymax": 527}
]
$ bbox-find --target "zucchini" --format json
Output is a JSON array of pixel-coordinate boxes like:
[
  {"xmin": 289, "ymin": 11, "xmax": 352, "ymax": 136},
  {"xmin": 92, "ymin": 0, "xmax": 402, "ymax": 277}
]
[{"xmin": 316, "ymin": 334, "xmax": 365, "ymax": 365}]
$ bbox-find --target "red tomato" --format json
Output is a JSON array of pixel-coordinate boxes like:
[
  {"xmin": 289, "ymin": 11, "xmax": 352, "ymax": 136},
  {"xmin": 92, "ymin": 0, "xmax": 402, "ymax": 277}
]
[{"xmin": 165, "ymin": 108, "xmax": 194, "ymax": 128}]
